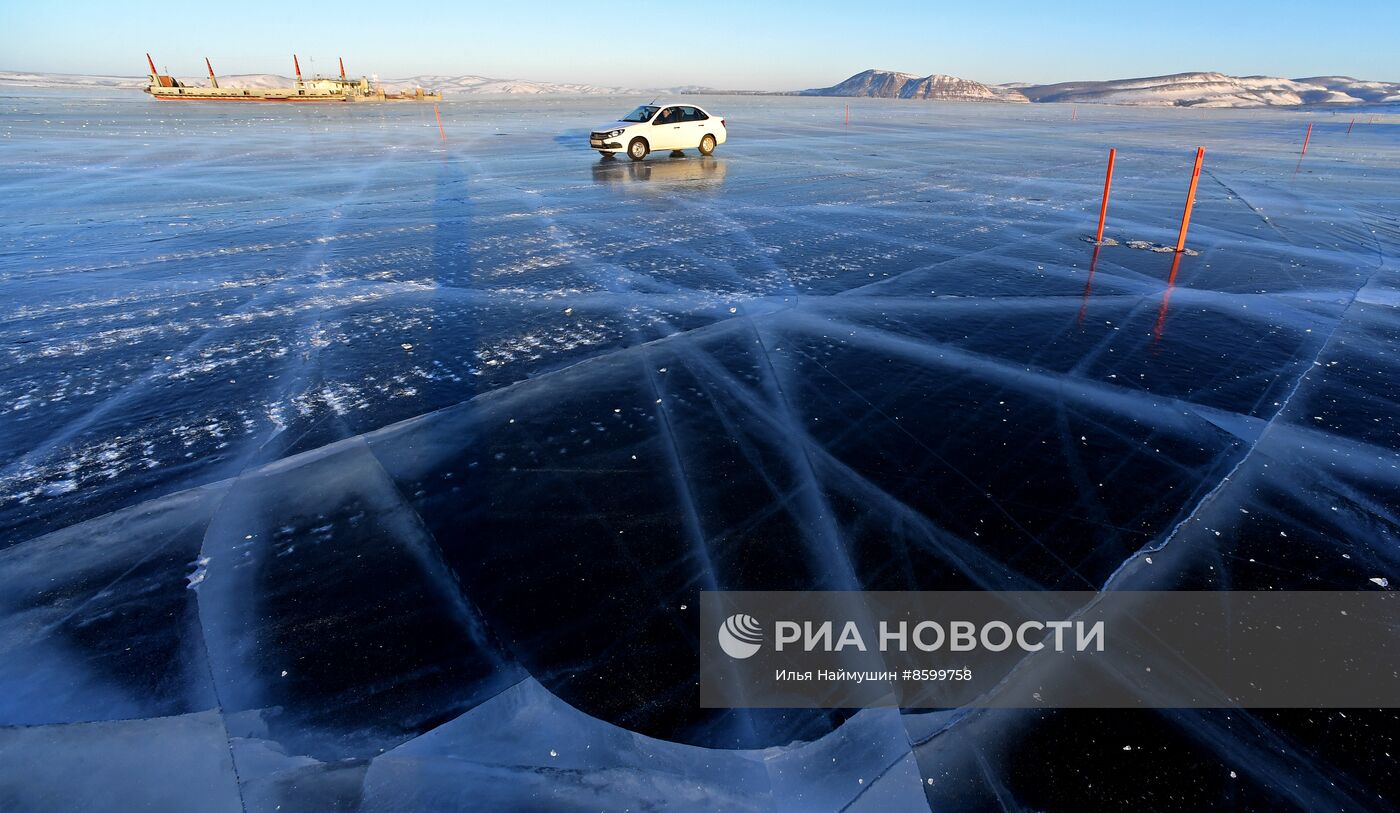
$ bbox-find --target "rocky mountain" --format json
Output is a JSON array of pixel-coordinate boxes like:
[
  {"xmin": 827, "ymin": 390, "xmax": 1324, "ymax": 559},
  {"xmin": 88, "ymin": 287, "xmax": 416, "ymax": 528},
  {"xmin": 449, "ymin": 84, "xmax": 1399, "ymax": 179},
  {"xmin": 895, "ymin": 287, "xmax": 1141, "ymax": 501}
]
[
  {"xmin": 805, "ymin": 69, "xmax": 1399, "ymax": 108},
  {"xmin": 802, "ymin": 69, "xmax": 919, "ymax": 98},
  {"xmin": 801, "ymin": 69, "xmax": 1027, "ymax": 102},
  {"xmin": 903, "ymin": 74, "xmax": 1027, "ymax": 102}
]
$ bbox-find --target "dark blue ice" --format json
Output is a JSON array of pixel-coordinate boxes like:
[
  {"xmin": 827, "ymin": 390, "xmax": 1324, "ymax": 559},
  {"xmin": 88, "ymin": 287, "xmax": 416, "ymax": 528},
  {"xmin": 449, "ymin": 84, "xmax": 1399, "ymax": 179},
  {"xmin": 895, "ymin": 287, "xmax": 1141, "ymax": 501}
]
[{"xmin": 1, "ymin": 91, "xmax": 1398, "ymax": 810}]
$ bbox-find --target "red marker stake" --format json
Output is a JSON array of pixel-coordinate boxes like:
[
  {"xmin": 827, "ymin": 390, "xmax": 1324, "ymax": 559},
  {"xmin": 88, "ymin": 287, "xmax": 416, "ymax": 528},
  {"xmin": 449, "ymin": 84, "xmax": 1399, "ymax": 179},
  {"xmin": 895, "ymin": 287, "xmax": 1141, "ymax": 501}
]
[
  {"xmin": 434, "ymin": 105, "xmax": 446, "ymax": 141},
  {"xmin": 1347, "ymin": 116, "xmax": 1355, "ymax": 135},
  {"xmin": 1175, "ymin": 147, "xmax": 1205, "ymax": 254},
  {"xmin": 1300, "ymin": 122, "xmax": 1313, "ymax": 156},
  {"xmin": 1095, "ymin": 148, "xmax": 1116, "ymax": 245},
  {"xmin": 844, "ymin": 104, "xmax": 849, "ymax": 126}
]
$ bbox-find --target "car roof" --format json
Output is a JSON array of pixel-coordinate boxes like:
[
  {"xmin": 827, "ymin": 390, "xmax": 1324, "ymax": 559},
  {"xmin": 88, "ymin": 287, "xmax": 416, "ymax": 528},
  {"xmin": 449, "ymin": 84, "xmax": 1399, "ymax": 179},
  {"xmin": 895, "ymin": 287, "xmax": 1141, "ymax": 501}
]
[{"xmin": 636, "ymin": 101, "xmax": 706, "ymax": 110}]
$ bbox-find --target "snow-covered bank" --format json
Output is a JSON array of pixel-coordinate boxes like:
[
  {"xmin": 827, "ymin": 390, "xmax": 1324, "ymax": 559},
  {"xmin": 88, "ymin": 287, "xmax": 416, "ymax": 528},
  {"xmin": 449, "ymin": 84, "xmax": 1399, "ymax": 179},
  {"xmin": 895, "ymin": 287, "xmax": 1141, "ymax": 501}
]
[
  {"xmin": 1019, "ymin": 71, "xmax": 1400, "ymax": 107},
  {"xmin": 807, "ymin": 69, "xmax": 1400, "ymax": 108},
  {"xmin": 0, "ymin": 71, "xmax": 644, "ymax": 96}
]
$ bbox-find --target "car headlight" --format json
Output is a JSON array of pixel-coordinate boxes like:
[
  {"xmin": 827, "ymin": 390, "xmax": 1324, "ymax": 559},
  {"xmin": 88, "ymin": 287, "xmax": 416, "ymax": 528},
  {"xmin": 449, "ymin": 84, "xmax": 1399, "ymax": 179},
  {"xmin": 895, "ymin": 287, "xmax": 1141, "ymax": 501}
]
[{"xmin": 605, "ymin": 129, "xmax": 624, "ymax": 138}]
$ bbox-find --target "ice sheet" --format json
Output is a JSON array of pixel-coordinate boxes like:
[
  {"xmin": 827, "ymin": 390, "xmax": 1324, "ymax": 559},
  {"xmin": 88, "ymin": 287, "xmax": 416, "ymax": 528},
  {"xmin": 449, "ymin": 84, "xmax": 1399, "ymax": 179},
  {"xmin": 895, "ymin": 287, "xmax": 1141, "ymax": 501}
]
[{"xmin": 2, "ymin": 91, "xmax": 1398, "ymax": 810}]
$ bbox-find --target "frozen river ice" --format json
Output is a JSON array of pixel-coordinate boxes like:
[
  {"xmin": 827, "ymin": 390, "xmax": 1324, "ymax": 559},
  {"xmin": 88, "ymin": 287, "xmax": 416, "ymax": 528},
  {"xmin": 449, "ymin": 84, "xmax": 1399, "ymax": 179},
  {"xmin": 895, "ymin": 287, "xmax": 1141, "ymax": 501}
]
[{"xmin": 1, "ymin": 91, "xmax": 1398, "ymax": 811}]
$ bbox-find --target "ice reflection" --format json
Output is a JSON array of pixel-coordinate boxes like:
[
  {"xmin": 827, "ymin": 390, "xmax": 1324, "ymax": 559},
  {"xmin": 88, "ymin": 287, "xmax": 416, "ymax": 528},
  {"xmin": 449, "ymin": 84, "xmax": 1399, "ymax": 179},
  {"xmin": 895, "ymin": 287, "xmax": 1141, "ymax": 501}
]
[
  {"xmin": 1077, "ymin": 243, "xmax": 1102, "ymax": 327},
  {"xmin": 591, "ymin": 155, "xmax": 728, "ymax": 187},
  {"xmin": 1153, "ymin": 252, "xmax": 1185, "ymax": 345}
]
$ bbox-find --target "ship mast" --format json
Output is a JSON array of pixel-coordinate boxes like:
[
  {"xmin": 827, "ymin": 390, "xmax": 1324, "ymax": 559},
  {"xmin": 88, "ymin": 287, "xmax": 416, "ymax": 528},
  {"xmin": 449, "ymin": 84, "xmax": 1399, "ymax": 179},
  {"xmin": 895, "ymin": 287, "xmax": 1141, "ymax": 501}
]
[
  {"xmin": 205, "ymin": 57, "xmax": 219, "ymax": 89},
  {"xmin": 144, "ymin": 52, "xmax": 174, "ymax": 88},
  {"xmin": 339, "ymin": 57, "xmax": 346, "ymax": 80},
  {"xmin": 293, "ymin": 54, "xmax": 303, "ymax": 87}
]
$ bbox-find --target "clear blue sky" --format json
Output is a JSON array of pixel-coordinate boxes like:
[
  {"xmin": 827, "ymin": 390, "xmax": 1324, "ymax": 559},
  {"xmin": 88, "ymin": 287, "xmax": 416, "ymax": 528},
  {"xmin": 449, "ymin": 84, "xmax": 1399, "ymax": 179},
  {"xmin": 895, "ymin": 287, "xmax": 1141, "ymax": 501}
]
[{"xmin": 4, "ymin": 0, "xmax": 1397, "ymax": 88}]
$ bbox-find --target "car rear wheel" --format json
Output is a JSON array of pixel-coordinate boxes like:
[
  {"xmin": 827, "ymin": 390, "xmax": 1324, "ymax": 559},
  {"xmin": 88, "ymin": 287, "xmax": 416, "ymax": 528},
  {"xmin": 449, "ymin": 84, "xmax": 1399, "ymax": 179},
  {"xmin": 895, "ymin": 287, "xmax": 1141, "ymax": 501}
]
[
  {"xmin": 698, "ymin": 133, "xmax": 716, "ymax": 156},
  {"xmin": 628, "ymin": 138, "xmax": 648, "ymax": 161}
]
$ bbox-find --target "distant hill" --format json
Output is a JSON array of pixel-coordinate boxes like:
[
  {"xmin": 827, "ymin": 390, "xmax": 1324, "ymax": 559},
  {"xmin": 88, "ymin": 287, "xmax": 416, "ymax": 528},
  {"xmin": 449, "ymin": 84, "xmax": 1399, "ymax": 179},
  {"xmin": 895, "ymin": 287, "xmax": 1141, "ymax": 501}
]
[
  {"xmin": 1017, "ymin": 72, "xmax": 1397, "ymax": 107},
  {"xmin": 805, "ymin": 68, "xmax": 1400, "ymax": 108},
  {"xmin": 1294, "ymin": 76, "xmax": 1400, "ymax": 104},
  {"xmin": 387, "ymin": 75, "xmax": 633, "ymax": 95},
  {"xmin": 0, "ymin": 71, "xmax": 145, "ymax": 89},
  {"xmin": 800, "ymin": 69, "xmax": 1028, "ymax": 102}
]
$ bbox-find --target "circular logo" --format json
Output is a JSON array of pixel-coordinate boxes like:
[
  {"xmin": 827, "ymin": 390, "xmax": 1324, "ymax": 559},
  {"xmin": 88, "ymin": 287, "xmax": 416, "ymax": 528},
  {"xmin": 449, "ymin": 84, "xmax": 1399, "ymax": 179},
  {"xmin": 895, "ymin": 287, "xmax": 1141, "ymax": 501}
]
[{"xmin": 718, "ymin": 613, "xmax": 763, "ymax": 659}]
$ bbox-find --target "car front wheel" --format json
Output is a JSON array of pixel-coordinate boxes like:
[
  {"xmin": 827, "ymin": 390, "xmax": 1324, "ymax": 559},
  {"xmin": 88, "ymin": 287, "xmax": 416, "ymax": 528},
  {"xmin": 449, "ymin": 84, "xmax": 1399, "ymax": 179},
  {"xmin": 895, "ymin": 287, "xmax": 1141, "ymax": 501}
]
[
  {"xmin": 698, "ymin": 133, "xmax": 716, "ymax": 156},
  {"xmin": 628, "ymin": 138, "xmax": 648, "ymax": 161}
]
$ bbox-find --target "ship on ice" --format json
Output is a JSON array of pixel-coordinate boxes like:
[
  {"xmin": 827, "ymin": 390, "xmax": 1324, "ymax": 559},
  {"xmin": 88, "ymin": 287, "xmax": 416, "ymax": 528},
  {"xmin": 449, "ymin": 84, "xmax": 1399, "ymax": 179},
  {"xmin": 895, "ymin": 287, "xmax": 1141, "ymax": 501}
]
[{"xmin": 143, "ymin": 54, "xmax": 441, "ymax": 102}]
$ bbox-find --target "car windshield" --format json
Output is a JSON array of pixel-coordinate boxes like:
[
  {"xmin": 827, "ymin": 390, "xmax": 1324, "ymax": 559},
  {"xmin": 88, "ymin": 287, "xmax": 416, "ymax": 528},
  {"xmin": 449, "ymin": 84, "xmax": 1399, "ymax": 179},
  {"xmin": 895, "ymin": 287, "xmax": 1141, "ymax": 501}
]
[{"xmin": 620, "ymin": 105, "xmax": 659, "ymax": 123}]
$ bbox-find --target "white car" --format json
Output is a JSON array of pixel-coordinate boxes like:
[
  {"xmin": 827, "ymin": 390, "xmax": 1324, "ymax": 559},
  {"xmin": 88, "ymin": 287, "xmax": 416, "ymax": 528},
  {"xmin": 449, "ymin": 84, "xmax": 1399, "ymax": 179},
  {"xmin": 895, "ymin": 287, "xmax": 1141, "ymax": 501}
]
[{"xmin": 589, "ymin": 103, "xmax": 727, "ymax": 161}]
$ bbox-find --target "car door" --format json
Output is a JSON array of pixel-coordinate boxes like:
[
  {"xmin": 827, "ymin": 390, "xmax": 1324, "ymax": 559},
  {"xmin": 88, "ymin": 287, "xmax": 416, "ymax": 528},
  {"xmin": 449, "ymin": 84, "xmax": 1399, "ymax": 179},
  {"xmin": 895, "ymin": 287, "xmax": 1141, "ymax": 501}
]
[
  {"xmin": 681, "ymin": 106, "xmax": 710, "ymax": 146},
  {"xmin": 650, "ymin": 106, "xmax": 685, "ymax": 150}
]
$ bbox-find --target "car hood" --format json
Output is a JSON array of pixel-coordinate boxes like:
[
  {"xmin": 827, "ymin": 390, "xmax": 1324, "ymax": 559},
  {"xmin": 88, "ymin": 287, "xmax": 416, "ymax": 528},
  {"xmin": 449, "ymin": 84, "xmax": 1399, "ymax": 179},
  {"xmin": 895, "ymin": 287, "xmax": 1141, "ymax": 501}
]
[{"xmin": 591, "ymin": 121, "xmax": 641, "ymax": 133}]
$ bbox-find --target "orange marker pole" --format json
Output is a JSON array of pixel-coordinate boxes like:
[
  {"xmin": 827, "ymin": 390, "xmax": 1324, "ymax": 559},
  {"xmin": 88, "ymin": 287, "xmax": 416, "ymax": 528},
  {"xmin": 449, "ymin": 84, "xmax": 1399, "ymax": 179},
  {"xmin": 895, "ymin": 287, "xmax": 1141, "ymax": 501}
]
[
  {"xmin": 1347, "ymin": 116, "xmax": 1355, "ymax": 135},
  {"xmin": 1300, "ymin": 122, "xmax": 1313, "ymax": 156},
  {"xmin": 1095, "ymin": 148, "xmax": 1116, "ymax": 244},
  {"xmin": 1174, "ymin": 146, "xmax": 1205, "ymax": 254},
  {"xmin": 434, "ymin": 105, "xmax": 446, "ymax": 141},
  {"xmin": 844, "ymin": 104, "xmax": 849, "ymax": 126}
]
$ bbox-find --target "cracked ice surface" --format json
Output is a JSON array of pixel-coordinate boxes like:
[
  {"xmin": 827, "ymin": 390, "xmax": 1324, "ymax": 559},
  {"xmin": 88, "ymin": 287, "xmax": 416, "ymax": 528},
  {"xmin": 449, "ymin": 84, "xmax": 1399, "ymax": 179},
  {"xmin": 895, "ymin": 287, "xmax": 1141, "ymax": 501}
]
[{"xmin": 1, "ymin": 92, "xmax": 1399, "ymax": 810}]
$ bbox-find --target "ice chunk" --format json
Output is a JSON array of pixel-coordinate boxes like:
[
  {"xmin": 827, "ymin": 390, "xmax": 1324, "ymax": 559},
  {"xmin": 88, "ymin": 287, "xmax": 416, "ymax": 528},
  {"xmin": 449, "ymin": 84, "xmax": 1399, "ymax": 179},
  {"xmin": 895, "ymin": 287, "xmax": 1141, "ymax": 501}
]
[
  {"xmin": 0, "ymin": 711, "xmax": 242, "ymax": 812},
  {"xmin": 0, "ymin": 484, "xmax": 225, "ymax": 725},
  {"xmin": 360, "ymin": 678, "xmax": 772, "ymax": 812}
]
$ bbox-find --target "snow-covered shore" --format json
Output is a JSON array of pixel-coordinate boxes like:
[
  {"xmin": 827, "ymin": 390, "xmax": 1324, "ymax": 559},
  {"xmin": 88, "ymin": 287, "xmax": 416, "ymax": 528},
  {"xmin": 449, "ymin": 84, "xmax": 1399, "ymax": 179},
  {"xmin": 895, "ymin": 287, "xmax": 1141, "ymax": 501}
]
[{"xmin": 5, "ymin": 67, "xmax": 1398, "ymax": 107}]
